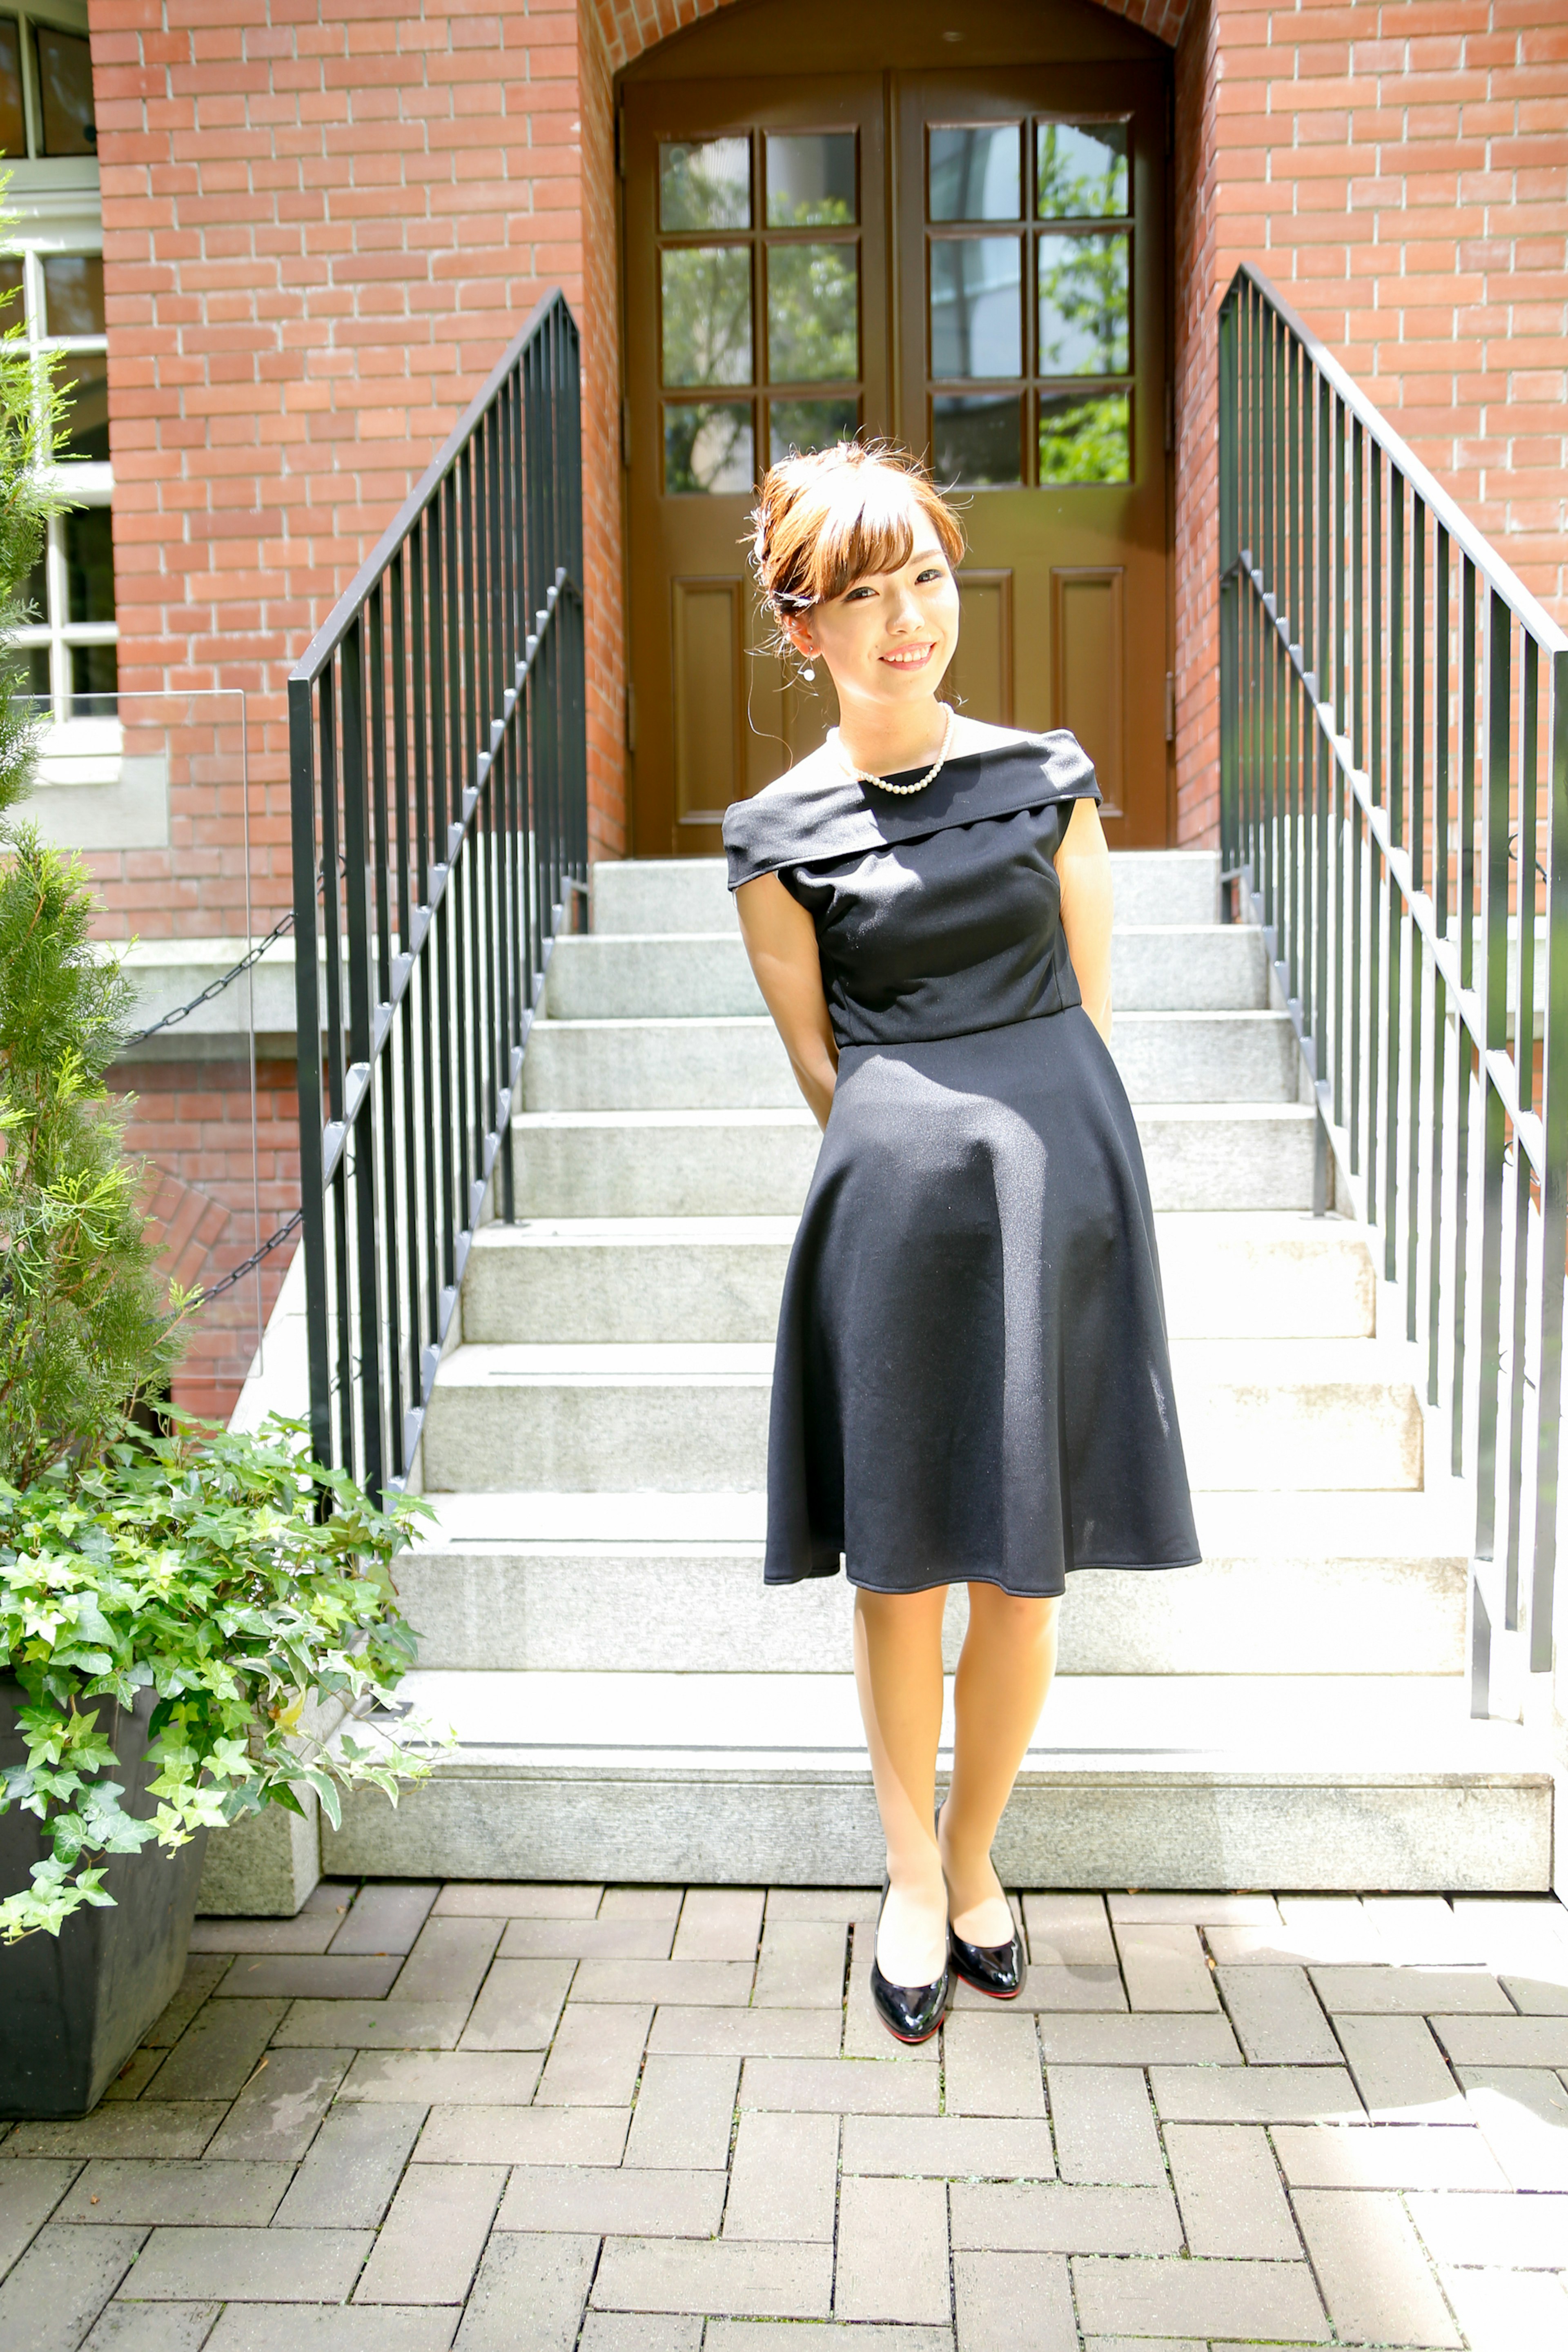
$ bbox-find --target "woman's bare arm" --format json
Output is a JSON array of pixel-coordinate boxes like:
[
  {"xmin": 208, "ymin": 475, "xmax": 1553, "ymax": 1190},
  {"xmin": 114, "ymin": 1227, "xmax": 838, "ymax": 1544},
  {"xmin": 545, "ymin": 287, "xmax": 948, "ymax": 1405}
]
[
  {"xmin": 1055, "ymin": 797, "xmax": 1114, "ymax": 1042},
  {"xmin": 735, "ymin": 871, "xmax": 839, "ymax": 1128}
]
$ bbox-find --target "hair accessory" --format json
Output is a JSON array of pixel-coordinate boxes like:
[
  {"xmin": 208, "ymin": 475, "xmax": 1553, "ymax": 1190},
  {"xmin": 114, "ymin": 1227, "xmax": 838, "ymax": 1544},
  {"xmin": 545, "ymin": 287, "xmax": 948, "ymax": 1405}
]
[{"xmin": 832, "ymin": 704, "xmax": 955, "ymax": 797}]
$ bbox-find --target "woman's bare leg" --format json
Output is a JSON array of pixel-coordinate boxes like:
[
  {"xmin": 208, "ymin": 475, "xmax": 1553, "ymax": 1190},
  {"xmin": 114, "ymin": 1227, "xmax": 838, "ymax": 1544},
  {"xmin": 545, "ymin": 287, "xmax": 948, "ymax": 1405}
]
[
  {"xmin": 939, "ymin": 1588, "xmax": 1061, "ymax": 1945},
  {"xmin": 853, "ymin": 1585, "xmax": 950, "ymax": 1985}
]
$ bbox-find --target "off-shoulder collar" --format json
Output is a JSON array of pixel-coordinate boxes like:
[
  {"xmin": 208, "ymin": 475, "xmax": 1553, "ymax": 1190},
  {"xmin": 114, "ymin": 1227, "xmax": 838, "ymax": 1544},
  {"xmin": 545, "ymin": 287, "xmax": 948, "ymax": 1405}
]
[{"xmin": 722, "ymin": 731, "xmax": 1099, "ymax": 890}]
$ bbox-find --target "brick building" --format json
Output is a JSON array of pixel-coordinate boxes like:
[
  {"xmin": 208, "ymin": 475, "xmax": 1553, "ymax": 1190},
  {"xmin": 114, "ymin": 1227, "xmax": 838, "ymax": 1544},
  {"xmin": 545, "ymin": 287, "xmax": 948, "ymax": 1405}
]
[{"xmin": 6, "ymin": 0, "xmax": 1562, "ymax": 1415}]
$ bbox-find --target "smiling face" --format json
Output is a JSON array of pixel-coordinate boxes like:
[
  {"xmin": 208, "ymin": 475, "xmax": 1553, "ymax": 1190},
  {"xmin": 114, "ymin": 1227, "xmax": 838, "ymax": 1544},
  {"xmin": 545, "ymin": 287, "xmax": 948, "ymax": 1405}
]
[{"xmin": 787, "ymin": 522, "xmax": 961, "ymax": 724}]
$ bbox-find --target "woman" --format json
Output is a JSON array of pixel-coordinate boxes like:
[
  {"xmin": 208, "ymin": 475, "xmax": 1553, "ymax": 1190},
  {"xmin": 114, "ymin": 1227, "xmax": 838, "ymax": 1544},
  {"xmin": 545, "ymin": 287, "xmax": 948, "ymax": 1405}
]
[{"xmin": 725, "ymin": 443, "xmax": 1198, "ymax": 2043}]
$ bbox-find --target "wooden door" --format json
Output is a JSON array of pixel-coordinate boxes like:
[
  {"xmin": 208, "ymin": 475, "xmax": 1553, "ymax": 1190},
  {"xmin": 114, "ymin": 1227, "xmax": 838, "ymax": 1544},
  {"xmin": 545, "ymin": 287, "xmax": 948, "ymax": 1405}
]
[
  {"xmin": 621, "ymin": 25, "xmax": 1172, "ymax": 854},
  {"xmin": 895, "ymin": 66, "xmax": 1169, "ymax": 844},
  {"xmin": 623, "ymin": 78, "xmax": 889, "ymax": 857}
]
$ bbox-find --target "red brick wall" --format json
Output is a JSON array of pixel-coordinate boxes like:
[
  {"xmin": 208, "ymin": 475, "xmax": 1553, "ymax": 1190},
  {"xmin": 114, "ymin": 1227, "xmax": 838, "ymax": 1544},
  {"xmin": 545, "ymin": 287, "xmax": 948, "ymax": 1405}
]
[
  {"xmin": 1172, "ymin": 0, "xmax": 1568, "ymax": 844},
  {"xmin": 89, "ymin": 0, "xmax": 622, "ymax": 947},
  {"xmin": 108, "ymin": 1054, "xmax": 302, "ymax": 1419}
]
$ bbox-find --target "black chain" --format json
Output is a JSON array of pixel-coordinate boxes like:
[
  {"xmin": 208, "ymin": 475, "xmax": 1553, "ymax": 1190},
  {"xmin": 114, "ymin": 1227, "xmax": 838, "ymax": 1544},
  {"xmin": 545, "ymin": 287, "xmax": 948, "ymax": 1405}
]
[
  {"xmin": 202, "ymin": 1207, "xmax": 304, "ymax": 1303},
  {"xmin": 122, "ymin": 904, "xmax": 297, "ymax": 1051}
]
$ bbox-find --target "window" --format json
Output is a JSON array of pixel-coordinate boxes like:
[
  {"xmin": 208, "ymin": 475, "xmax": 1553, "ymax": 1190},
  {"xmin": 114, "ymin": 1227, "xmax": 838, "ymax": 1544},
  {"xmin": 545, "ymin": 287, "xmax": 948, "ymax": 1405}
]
[
  {"xmin": 925, "ymin": 115, "xmax": 1134, "ymax": 489},
  {"xmin": 1, "ymin": 240, "xmax": 115, "ymax": 720},
  {"xmin": 656, "ymin": 129, "xmax": 864, "ymax": 494},
  {"xmin": 0, "ymin": 5, "xmax": 96, "ymax": 160}
]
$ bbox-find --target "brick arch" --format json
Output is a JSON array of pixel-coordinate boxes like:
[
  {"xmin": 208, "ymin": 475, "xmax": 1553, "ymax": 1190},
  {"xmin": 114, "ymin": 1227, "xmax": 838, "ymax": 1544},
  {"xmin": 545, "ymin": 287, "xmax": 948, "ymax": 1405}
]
[{"xmin": 596, "ymin": 0, "xmax": 1189, "ymax": 76}]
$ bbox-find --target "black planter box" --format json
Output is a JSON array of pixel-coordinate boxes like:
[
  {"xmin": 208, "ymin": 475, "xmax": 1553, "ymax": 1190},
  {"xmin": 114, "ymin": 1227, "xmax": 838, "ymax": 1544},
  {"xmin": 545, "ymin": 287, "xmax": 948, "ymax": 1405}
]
[{"xmin": 0, "ymin": 1677, "xmax": 208, "ymax": 2118}]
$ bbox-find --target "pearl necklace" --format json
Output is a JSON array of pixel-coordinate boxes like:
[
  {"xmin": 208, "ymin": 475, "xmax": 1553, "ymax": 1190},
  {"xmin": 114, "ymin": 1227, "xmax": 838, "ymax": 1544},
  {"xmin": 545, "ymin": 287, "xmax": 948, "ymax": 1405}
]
[{"xmin": 832, "ymin": 705, "xmax": 956, "ymax": 797}]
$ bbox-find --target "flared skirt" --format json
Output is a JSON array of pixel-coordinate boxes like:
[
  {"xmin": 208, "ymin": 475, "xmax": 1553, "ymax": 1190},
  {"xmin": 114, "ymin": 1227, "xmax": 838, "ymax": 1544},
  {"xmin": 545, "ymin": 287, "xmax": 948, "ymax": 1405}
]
[{"xmin": 765, "ymin": 1005, "xmax": 1200, "ymax": 1595}]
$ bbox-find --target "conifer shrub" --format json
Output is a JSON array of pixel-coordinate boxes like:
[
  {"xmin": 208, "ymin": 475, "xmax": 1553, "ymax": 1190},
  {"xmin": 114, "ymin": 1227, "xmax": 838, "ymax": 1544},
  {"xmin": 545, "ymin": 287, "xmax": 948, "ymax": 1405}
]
[{"xmin": 0, "ymin": 223, "xmax": 434, "ymax": 1944}]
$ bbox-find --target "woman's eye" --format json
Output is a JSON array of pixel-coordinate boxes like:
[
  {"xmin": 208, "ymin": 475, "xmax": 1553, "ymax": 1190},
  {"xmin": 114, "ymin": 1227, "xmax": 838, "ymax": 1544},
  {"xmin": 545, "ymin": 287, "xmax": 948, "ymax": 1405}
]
[{"xmin": 916, "ymin": 566, "xmax": 944, "ymax": 583}]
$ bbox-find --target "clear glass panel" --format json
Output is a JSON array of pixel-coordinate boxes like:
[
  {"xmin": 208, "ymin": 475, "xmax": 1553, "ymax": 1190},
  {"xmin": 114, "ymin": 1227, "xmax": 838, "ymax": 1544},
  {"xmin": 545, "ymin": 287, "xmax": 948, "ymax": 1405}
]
[
  {"xmin": 930, "ymin": 237, "xmax": 1022, "ymax": 380},
  {"xmin": 59, "ymin": 356, "xmax": 109, "ymax": 461},
  {"xmin": 65, "ymin": 506, "xmax": 114, "ymax": 624},
  {"xmin": 659, "ymin": 138, "xmax": 751, "ymax": 232},
  {"xmin": 70, "ymin": 640, "xmax": 117, "ymax": 718},
  {"xmin": 1037, "ymin": 121, "xmax": 1129, "ymax": 220},
  {"xmin": 767, "ymin": 244, "xmax": 858, "ymax": 383},
  {"xmin": 25, "ymin": 645, "xmax": 49, "ymax": 706},
  {"xmin": 929, "ymin": 125, "xmax": 1022, "ymax": 223},
  {"xmin": 42, "ymin": 254, "xmax": 105, "ymax": 338},
  {"xmin": 0, "ymin": 253, "xmax": 22, "ymax": 318},
  {"xmin": 664, "ymin": 401, "xmax": 755, "ymax": 494},
  {"xmin": 1038, "ymin": 231, "xmax": 1129, "ymax": 375},
  {"xmin": 1038, "ymin": 388, "xmax": 1131, "ymax": 483},
  {"xmin": 35, "ymin": 24, "xmax": 95, "ymax": 157},
  {"xmin": 770, "ymin": 395, "xmax": 858, "ymax": 463},
  {"xmin": 0, "ymin": 18, "xmax": 24, "ymax": 158},
  {"xmin": 932, "ymin": 393, "xmax": 1022, "ymax": 486},
  {"xmin": 661, "ymin": 247, "xmax": 753, "ymax": 386},
  {"xmin": 766, "ymin": 133, "xmax": 856, "ymax": 226}
]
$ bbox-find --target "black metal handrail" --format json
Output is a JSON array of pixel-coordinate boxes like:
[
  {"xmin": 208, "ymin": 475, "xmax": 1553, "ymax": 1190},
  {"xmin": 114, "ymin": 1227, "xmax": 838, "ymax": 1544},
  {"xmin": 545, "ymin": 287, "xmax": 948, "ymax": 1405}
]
[
  {"xmin": 288, "ymin": 289, "xmax": 586, "ymax": 1497},
  {"xmin": 1218, "ymin": 263, "xmax": 1568, "ymax": 1711}
]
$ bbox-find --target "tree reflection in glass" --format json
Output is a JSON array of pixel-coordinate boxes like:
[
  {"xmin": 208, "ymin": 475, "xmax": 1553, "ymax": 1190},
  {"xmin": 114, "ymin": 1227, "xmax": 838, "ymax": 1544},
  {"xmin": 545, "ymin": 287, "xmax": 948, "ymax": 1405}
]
[
  {"xmin": 1038, "ymin": 231, "xmax": 1129, "ymax": 376},
  {"xmin": 659, "ymin": 138, "xmax": 751, "ymax": 231},
  {"xmin": 1036, "ymin": 122, "xmax": 1129, "ymax": 221},
  {"xmin": 1038, "ymin": 390, "xmax": 1130, "ymax": 483},
  {"xmin": 664, "ymin": 402, "xmax": 755, "ymax": 494},
  {"xmin": 768, "ymin": 245, "xmax": 858, "ymax": 383},
  {"xmin": 766, "ymin": 134, "xmax": 856, "ymax": 227},
  {"xmin": 770, "ymin": 398, "xmax": 859, "ymax": 463},
  {"xmin": 662, "ymin": 247, "xmax": 753, "ymax": 386}
]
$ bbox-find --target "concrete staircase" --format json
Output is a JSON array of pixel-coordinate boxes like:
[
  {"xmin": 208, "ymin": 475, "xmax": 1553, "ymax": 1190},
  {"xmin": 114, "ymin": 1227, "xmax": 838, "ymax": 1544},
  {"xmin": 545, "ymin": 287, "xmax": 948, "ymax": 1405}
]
[{"xmin": 325, "ymin": 853, "xmax": 1554, "ymax": 1893}]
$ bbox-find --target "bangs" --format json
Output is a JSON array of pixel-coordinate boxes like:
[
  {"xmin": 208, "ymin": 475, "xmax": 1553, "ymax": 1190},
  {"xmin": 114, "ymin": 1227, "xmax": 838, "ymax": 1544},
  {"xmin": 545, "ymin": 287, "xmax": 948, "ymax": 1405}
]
[
  {"xmin": 750, "ymin": 440, "xmax": 966, "ymax": 622},
  {"xmin": 806, "ymin": 470, "xmax": 922, "ymax": 605}
]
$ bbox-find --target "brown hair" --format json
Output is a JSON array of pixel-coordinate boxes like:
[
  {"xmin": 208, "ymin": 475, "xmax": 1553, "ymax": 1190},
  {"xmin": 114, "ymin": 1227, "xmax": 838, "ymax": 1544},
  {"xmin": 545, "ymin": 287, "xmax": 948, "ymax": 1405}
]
[{"xmin": 747, "ymin": 440, "xmax": 965, "ymax": 635}]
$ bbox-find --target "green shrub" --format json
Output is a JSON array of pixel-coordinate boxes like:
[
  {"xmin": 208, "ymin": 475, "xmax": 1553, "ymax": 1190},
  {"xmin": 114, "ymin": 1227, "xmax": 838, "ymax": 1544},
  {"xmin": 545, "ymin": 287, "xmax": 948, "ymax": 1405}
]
[{"xmin": 1, "ymin": 1417, "xmax": 436, "ymax": 1942}]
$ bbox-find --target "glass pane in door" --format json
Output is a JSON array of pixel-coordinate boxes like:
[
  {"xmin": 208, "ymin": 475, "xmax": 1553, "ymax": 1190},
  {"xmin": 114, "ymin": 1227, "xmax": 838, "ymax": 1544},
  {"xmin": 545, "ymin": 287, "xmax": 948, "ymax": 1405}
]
[
  {"xmin": 665, "ymin": 401, "xmax": 756, "ymax": 493},
  {"xmin": 767, "ymin": 244, "xmax": 858, "ymax": 380},
  {"xmin": 929, "ymin": 237, "xmax": 1022, "ymax": 378},
  {"xmin": 771, "ymin": 396, "xmax": 859, "ymax": 461},
  {"xmin": 932, "ymin": 393, "xmax": 1022, "ymax": 485},
  {"xmin": 766, "ymin": 133, "xmax": 856, "ymax": 224},
  {"xmin": 1036, "ymin": 122, "xmax": 1129, "ymax": 219},
  {"xmin": 661, "ymin": 247, "xmax": 753, "ymax": 384},
  {"xmin": 1037, "ymin": 389, "xmax": 1130, "ymax": 484},
  {"xmin": 660, "ymin": 138, "xmax": 751, "ymax": 229},
  {"xmin": 929, "ymin": 125, "xmax": 1021, "ymax": 222},
  {"xmin": 1037, "ymin": 231, "xmax": 1129, "ymax": 374}
]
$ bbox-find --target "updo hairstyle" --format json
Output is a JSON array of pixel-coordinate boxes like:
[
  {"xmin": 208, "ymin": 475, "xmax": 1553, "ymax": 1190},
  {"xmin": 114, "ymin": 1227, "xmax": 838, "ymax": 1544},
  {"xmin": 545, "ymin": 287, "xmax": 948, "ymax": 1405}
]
[{"xmin": 748, "ymin": 440, "xmax": 965, "ymax": 651}]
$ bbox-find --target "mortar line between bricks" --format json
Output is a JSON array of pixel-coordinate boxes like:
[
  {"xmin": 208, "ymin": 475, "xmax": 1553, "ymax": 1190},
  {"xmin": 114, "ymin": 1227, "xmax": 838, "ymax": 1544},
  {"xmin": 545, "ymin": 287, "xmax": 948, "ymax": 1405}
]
[{"xmin": 572, "ymin": 2227, "xmax": 606, "ymax": 2351}]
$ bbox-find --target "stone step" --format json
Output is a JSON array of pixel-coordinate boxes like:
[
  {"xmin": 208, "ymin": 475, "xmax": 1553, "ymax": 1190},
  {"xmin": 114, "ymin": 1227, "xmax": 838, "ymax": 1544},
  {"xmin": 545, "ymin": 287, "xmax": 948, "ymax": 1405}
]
[
  {"xmin": 398, "ymin": 1489, "xmax": 1470, "ymax": 1679},
  {"xmin": 521, "ymin": 1009, "xmax": 1300, "ymax": 1112},
  {"xmin": 544, "ymin": 924, "xmax": 1268, "ymax": 1021},
  {"xmin": 590, "ymin": 850, "xmax": 1222, "ymax": 937},
  {"xmin": 325, "ymin": 1667, "xmax": 1550, "ymax": 1891},
  {"xmin": 420, "ymin": 1336, "xmax": 1423, "ymax": 1494},
  {"xmin": 461, "ymin": 1212, "xmax": 1376, "ymax": 1347}
]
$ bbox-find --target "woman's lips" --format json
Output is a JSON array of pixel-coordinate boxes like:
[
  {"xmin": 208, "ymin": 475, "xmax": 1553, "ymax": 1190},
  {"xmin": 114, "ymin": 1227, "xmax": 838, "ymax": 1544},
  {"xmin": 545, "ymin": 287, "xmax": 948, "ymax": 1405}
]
[{"xmin": 880, "ymin": 644, "xmax": 935, "ymax": 669}]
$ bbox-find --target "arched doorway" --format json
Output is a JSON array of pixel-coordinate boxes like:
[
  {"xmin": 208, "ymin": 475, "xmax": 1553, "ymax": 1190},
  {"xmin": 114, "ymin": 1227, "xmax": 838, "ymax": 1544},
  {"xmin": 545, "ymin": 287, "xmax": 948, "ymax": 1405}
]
[{"xmin": 620, "ymin": 0, "xmax": 1173, "ymax": 852}]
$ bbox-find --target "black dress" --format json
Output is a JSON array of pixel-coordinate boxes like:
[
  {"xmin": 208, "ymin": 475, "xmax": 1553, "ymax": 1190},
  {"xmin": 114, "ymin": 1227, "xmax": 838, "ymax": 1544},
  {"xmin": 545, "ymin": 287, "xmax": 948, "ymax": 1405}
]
[{"xmin": 723, "ymin": 731, "xmax": 1200, "ymax": 1599}]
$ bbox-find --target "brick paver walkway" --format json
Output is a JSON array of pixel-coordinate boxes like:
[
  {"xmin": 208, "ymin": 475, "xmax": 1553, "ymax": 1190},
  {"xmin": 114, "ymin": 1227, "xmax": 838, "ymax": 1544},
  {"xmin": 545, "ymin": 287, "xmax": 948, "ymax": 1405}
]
[{"xmin": 2, "ymin": 1884, "xmax": 1567, "ymax": 2349}]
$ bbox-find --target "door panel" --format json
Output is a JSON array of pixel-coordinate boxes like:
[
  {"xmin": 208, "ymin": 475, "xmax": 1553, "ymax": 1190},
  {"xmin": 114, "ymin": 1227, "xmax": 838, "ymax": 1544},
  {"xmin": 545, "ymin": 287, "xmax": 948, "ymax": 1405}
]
[
  {"xmin": 624, "ymin": 77, "xmax": 888, "ymax": 856},
  {"xmin": 673, "ymin": 578, "xmax": 746, "ymax": 824},
  {"xmin": 948, "ymin": 571, "xmax": 1014, "ymax": 726},
  {"xmin": 1052, "ymin": 566, "xmax": 1125, "ymax": 811}
]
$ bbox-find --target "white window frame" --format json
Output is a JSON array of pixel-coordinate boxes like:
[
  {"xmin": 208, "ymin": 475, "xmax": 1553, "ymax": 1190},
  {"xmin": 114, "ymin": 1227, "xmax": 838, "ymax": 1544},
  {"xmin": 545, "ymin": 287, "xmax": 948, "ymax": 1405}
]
[{"xmin": 1, "ymin": 0, "xmax": 114, "ymax": 774}]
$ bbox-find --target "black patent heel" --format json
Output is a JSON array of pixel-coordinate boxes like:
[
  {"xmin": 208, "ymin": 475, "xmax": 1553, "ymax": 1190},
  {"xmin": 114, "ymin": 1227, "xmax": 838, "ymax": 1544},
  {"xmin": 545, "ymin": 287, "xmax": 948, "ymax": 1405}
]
[
  {"xmin": 936, "ymin": 1802, "xmax": 1027, "ymax": 2001},
  {"xmin": 869, "ymin": 1877, "xmax": 949, "ymax": 2045}
]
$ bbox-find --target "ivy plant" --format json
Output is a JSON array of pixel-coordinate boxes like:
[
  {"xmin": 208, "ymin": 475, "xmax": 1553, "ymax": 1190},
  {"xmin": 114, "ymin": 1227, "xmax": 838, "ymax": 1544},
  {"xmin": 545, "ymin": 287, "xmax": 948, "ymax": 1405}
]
[{"xmin": 0, "ymin": 1417, "xmax": 439, "ymax": 1943}]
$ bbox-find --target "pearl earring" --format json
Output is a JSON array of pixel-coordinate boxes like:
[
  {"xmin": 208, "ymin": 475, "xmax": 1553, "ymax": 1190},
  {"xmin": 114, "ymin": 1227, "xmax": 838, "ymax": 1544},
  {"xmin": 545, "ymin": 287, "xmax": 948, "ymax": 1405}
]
[{"xmin": 801, "ymin": 664, "xmax": 815, "ymax": 682}]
